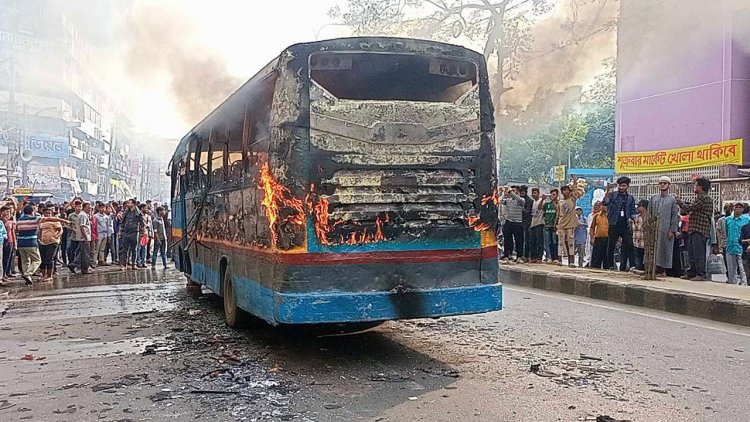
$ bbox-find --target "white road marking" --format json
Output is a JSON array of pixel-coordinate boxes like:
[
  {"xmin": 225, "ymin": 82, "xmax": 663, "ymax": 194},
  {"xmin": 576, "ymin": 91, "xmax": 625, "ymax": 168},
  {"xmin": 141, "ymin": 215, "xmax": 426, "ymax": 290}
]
[{"xmin": 505, "ymin": 285, "xmax": 750, "ymax": 338}]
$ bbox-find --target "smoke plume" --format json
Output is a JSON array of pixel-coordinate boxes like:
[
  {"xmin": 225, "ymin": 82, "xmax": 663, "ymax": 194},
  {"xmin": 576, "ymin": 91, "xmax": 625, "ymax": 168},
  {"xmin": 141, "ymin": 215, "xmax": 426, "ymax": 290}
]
[
  {"xmin": 123, "ymin": 3, "xmax": 243, "ymax": 126},
  {"xmin": 500, "ymin": 0, "xmax": 618, "ymax": 133}
]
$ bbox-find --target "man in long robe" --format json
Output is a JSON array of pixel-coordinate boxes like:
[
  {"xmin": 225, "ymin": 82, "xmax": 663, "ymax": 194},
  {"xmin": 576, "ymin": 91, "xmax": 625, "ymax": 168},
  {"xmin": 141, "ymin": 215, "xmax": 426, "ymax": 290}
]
[{"xmin": 649, "ymin": 176, "xmax": 680, "ymax": 276}]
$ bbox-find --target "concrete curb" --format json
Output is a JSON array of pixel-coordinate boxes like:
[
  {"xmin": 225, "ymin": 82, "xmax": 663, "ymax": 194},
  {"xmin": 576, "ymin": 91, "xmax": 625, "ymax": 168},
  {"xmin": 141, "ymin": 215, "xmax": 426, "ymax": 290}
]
[{"xmin": 501, "ymin": 266, "xmax": 750, "ymax": 327}]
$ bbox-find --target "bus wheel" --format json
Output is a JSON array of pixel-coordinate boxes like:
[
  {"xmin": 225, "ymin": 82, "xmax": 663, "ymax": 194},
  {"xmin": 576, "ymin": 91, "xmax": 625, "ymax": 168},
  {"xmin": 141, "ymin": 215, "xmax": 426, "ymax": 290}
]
[
  {"xmin": 186, "ymin": 277, "xmax": 202, "ymax": 298},
  {"xmin": 222, "ymin": 269, "xmax": 250, "ymax": 328}
]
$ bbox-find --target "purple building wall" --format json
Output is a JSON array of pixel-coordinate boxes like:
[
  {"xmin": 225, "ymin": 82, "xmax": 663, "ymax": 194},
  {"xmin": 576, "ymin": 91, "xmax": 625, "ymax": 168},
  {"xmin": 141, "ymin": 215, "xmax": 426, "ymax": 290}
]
[{"xmin": 617, "ymin": 0, "xmax": 750, "ymax": 164}]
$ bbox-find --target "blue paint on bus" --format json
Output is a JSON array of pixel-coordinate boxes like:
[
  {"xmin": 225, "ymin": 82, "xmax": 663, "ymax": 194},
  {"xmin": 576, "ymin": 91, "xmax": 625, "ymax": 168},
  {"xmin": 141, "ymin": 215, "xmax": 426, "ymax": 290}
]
[
  {"xmin": 304, "ymin": 221, "xmax": 481, "ymax": 253},
  {"xmin": 191, "ymin": 262, "xmax": 502, "ymax": 325}
]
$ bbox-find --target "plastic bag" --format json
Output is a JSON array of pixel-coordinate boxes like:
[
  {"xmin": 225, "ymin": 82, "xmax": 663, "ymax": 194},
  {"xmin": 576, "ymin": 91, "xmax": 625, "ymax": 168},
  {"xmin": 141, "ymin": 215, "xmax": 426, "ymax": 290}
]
[
  {"xmin": 139, "ymin": 234, "xmax": 149, "ymax": 247},
  {"xmin": 707, "ymin": 254, "xmax": 726, "ymax": 275}
]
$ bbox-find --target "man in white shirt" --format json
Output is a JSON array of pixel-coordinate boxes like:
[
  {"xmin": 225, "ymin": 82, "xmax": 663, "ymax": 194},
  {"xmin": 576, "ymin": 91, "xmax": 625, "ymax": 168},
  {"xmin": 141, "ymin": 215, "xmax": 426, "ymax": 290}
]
[
  {"xmin": 69, "ymin": 201, "xmax": 92, "ymax": 274},
  {"xmin": 528, "ymin": 188, "xmax": 546, "ymax": 263},
  {"xmin": 94, "ymin": 203, "xmax": 113, "ymax": 266}
]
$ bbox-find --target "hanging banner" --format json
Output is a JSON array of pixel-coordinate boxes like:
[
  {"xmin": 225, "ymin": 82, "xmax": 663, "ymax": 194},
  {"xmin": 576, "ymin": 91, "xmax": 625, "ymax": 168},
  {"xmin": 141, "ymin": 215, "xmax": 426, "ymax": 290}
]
[{"xmin": 615, "ymin": 139, "xmax": 743, "ymax": 173}]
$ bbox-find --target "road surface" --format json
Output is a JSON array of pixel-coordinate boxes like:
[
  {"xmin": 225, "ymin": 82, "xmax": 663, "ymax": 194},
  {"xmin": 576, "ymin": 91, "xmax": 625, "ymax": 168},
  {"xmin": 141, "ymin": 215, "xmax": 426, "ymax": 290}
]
[{"xmin": 0, "ymin": 269, "xmax": 747, "ymax": 421}]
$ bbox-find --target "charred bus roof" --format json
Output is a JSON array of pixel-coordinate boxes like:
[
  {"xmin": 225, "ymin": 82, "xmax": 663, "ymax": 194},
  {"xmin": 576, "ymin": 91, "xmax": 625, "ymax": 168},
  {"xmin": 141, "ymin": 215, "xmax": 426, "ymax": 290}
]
[{"xmin": 172, "ymin": 37, "xmax": 489, "ymax": 162}]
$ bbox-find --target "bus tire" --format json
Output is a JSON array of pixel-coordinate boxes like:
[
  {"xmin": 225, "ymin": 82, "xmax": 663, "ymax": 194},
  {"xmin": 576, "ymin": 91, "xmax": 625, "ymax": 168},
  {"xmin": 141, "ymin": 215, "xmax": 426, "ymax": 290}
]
[{"xmin": 222, "ymin": 269, "xmax": 250, "ymax": 328}]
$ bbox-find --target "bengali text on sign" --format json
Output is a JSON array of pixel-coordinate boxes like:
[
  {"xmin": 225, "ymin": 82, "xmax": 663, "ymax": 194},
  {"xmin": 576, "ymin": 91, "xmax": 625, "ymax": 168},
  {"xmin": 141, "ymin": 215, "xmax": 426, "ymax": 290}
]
[{"xmin": 615, "ymin": 139, "xmax": 744, "ymax": 173}]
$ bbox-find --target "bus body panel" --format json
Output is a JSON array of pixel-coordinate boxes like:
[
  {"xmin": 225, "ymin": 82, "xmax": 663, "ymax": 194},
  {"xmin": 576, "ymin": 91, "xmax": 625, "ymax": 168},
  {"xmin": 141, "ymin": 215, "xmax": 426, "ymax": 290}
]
[
  {"xmin": 188, "ymin": 240, "xmax": 499, "ymax": 325},
  {"xmin": 171, "ymin": 37, "xmax": 501, "ymax": 326}
]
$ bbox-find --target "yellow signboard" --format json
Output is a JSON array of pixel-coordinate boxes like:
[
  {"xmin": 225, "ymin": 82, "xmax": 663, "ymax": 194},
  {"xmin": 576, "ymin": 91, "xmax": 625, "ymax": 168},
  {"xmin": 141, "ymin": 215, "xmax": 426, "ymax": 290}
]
[
  {"xmin": 552, "ymin": 165, "xmax": 567, "ymax": 182},
  {"xmin": 615, "ymin": 139, "xmax": 744, "ymax": 173}
]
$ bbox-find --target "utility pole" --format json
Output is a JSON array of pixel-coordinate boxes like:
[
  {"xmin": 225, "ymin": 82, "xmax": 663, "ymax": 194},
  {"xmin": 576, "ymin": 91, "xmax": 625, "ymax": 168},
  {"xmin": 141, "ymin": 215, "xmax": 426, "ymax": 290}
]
[
  {"xmin": 139, "ymin": 155, "xmax": 147, "ymax": 200},
  {"xmin": 8, "ymin": 55, "xmax": 15, "ymax": 124},
  {"xmin": 21, "ymin": 104, "xmax": 28, "ymax": 187},
  {"xmin": 106, "ymin": 119, "xmax": 116, "ymax": 201},
  {"xmin": 6, "ymin": 54, "xmax": 16, "ymax": 192}
]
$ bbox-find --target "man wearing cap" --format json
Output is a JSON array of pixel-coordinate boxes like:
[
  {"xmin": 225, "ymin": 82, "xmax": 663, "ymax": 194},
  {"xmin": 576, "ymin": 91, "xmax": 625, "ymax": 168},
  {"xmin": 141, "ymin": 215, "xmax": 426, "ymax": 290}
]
[{"xmin": 649, "ymin": 176, "xmax": 681, "ymax": 276}]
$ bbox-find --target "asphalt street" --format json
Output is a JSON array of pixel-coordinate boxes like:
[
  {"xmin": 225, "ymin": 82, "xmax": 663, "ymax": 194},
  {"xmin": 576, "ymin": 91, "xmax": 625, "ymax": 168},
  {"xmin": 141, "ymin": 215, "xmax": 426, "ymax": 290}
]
[{"xmin": 0, "ymin": 269, "xmax": 747, "ymax": 421}]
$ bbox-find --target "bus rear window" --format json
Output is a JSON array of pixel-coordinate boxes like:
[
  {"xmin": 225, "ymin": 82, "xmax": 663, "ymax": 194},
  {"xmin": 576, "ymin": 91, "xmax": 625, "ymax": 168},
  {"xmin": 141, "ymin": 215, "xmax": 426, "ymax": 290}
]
[{"xmin": 309, "ymin": 53, "xmax": 477, "ymax": 103}]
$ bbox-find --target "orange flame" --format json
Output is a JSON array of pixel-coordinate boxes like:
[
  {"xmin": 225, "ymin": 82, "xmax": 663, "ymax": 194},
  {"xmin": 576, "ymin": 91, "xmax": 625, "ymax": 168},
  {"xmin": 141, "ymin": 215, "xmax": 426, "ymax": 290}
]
[
  {"xmin": 337, "ymin": 216, "xmax": 388, "ymax": 245},
  {"xmin": 467, "ymin": 214, "xmax": 491, "ymax": 232},
  {"xmin": 259, "ymin": 164, "xmax": 393, "ymax": 246},
  {"xmin": 307, "ymin": 182, "xmax": 389, "ymax": 246},
  {"xmin": 481, "ymin": 186, "xmax": 499, "ymax": 206},
  {"xmin": 258, "ymin": 162, "xmax": 305, "ymax": 246},
  {"xmin": 469, "ymin": 186, "xmax": 498, "ymax": 232},
  {"xmin": 313, "ymin": 195, "xmax": 334, "ymax": 246}
]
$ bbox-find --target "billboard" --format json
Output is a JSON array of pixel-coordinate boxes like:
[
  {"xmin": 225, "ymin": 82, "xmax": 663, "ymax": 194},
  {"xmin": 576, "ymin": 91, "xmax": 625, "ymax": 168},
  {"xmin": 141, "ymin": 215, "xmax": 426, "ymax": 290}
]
[
  {"xmin": 615, "ymin": 139, "xmax": 743, "ymax": 173},
  {"xmin": 25, "ymin": 135, "xmax": 70, "ymax": 159}
]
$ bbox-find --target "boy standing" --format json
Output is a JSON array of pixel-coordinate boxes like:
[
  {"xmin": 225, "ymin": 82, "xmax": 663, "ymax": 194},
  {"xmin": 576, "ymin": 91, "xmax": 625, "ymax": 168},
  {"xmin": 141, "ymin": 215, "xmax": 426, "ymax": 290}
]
[
  {"xmin": 574, "ymin": 207, "xmax": 588, "ymax": 267},
  {"xmin": 632, "ymin": 199, "xmax": 649, "ymax": 271},
  {"xmin": 590, "ymin": 204, "xmax": 610, "ymax": 269},
  {"xmin": 557, "ymin": 176, "xmax": 583, "ymax": 267}
]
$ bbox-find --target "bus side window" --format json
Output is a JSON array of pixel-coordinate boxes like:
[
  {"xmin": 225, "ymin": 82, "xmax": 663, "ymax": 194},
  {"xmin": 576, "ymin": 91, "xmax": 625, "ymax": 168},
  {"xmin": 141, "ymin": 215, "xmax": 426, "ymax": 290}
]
[
  {"xmin": 186, "ymin": 137, "xmax": 199, "ymax": 191},
  {"xmin": 171, "ymin": 161, "xmax": 182, "ymax": 201},
  {"xmin": 198, "ymin": 136, "xmax": 210, "ymax": 189},
  {"xmin": 244, "ymin": 72, "xmax": 277, "ymax": 169},
  {"xmin": 226, "ymin": 128, "xmax": 243, "ymax": 182},
  {"xmin": 209, "ymin": 127, "xmax": 225, "ymax": 187}
]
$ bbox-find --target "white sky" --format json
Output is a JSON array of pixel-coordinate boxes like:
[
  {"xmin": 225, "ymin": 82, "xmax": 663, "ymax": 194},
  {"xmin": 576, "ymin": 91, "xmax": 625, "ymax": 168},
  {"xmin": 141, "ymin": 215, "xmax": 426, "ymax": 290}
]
[
  {"xmin": 101, "ymin": 0, "xmax": 606, "ymax": 143},
  {"xmin": 114, "ymin": 0, "xmax": 349, "ymax": 139}
]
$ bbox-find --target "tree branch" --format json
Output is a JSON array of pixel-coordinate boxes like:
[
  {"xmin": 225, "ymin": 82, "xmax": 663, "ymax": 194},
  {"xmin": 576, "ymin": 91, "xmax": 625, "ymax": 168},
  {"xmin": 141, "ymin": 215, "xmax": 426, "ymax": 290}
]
[{"xmin": 506, "ymin": 0, "xmax": 533, "ymax": 13}]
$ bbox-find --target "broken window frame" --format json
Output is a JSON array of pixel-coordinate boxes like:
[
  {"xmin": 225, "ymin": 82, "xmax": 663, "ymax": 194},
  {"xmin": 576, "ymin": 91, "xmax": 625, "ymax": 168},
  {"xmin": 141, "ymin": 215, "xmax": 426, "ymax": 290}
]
[{"xmin": 308, "ymin": 52, "xmax": 478, "ymax": 103}]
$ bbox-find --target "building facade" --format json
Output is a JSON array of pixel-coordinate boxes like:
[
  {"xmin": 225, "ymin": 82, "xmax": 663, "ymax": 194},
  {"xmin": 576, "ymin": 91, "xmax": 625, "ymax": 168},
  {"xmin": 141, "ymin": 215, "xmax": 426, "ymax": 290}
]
[
  {"xmin": 0, "ymin": 0, "xmax": 155, "ymax": 202},
  {"xmin": 616, "ymin": 0, "xmax": 750, "ymax": 204}
]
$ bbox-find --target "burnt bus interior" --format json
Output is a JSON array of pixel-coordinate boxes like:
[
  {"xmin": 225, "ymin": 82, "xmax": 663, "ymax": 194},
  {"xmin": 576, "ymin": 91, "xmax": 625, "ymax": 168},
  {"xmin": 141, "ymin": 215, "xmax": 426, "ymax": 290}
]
[
  {"xmin": 175, "ymin": 38, "xmax": 496, "ymax": 253},
  {"xmin": 306, "ymin": 47, "xmax": 496, "ymax": 247},
  {"xmin": 309, "ymin": 52, "xmax": 478, "ymax": 102}
]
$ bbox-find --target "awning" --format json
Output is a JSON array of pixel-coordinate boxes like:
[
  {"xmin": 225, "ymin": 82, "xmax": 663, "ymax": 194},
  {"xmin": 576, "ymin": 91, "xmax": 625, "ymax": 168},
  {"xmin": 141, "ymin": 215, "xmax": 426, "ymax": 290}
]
[{"xmin": 110, "ymin": 179, "xmax": 135, "ymax": 198}]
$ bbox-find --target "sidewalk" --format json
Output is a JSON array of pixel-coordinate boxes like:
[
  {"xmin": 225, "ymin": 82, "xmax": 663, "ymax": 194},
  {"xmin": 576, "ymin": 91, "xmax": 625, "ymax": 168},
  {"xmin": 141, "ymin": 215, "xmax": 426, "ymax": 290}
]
[{"xmin": 500, "ymin": 263, "xmax": 750, "ymax": 327}]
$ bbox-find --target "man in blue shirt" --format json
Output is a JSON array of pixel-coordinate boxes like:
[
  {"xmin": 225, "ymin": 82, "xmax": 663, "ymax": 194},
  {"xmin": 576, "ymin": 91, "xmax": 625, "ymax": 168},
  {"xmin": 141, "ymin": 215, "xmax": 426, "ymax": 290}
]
[
  {"xmin": 725, "ymin": 202, "xmax": 750, "ymax": 285},
  {"xmin": 602, "ymin": 176, "xmax": 637, "ymax": 271},
  {"xmin": 16, "ymin": 204, "xmax": 68, "ymax": 285}
]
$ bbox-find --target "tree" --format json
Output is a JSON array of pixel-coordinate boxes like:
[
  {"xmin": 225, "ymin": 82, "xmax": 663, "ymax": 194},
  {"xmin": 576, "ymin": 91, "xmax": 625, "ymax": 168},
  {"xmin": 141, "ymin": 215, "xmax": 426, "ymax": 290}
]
[
  {"xmin": 579, "ymin": 57, "xmax": 615, "ymax": 168},
  {"xmin": 499, "ymin": 113, "xmax": 589, "ymax": 183},
  {"xmin": 498, "ymin": 59, "xmax": 615, "ymax": 182},
  {"xmin": 329, "ymin": 0, "xmax": 554, "ymax": 106}
]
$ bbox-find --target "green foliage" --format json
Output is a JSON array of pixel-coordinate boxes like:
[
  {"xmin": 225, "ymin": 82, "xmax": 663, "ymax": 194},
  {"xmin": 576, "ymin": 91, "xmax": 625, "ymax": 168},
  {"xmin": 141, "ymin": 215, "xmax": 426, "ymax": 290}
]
[
  {"xmin": 500, "ymin": 113, "xmax": 589, "ymax": 183},
  {"xmin": 499, "ymin": 58, "xmax": 615, "ymax": 182},
  {"xmin": 580, "ymin": 57, "xmax": 615, "ymax": 168}
]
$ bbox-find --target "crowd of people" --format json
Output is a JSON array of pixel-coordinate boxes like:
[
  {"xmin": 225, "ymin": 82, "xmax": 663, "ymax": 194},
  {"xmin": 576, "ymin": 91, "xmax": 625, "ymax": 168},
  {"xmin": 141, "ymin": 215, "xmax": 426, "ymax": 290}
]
[
  {"xmin": 498, "ymin": 175, "xmax": 750, "ymax": 285},
  {"xmin": 0, "ymin": 197, "xmax": 172, "ymax": 287}
]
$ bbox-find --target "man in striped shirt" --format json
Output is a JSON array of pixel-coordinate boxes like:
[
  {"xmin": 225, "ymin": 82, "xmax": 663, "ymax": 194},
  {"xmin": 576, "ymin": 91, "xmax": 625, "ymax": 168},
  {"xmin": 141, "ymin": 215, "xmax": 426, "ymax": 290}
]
[
  {"xmin": 676, "ymin": 177, "xmax": 716, "ymax": 281},
  {"xmin": 16, "ymin": 204, "xmax": 68, "ymax": 285},
  {"xmin": 501, "ymin": 186, "xmax": 526, "ymax": 263}
]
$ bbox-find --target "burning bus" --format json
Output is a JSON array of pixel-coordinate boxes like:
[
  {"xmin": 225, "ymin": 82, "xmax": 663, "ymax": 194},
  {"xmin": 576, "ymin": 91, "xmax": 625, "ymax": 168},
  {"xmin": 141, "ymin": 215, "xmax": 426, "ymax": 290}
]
[{"xmin": 169, "ymin": 37, "xmax": 502, "ymax": 327}]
